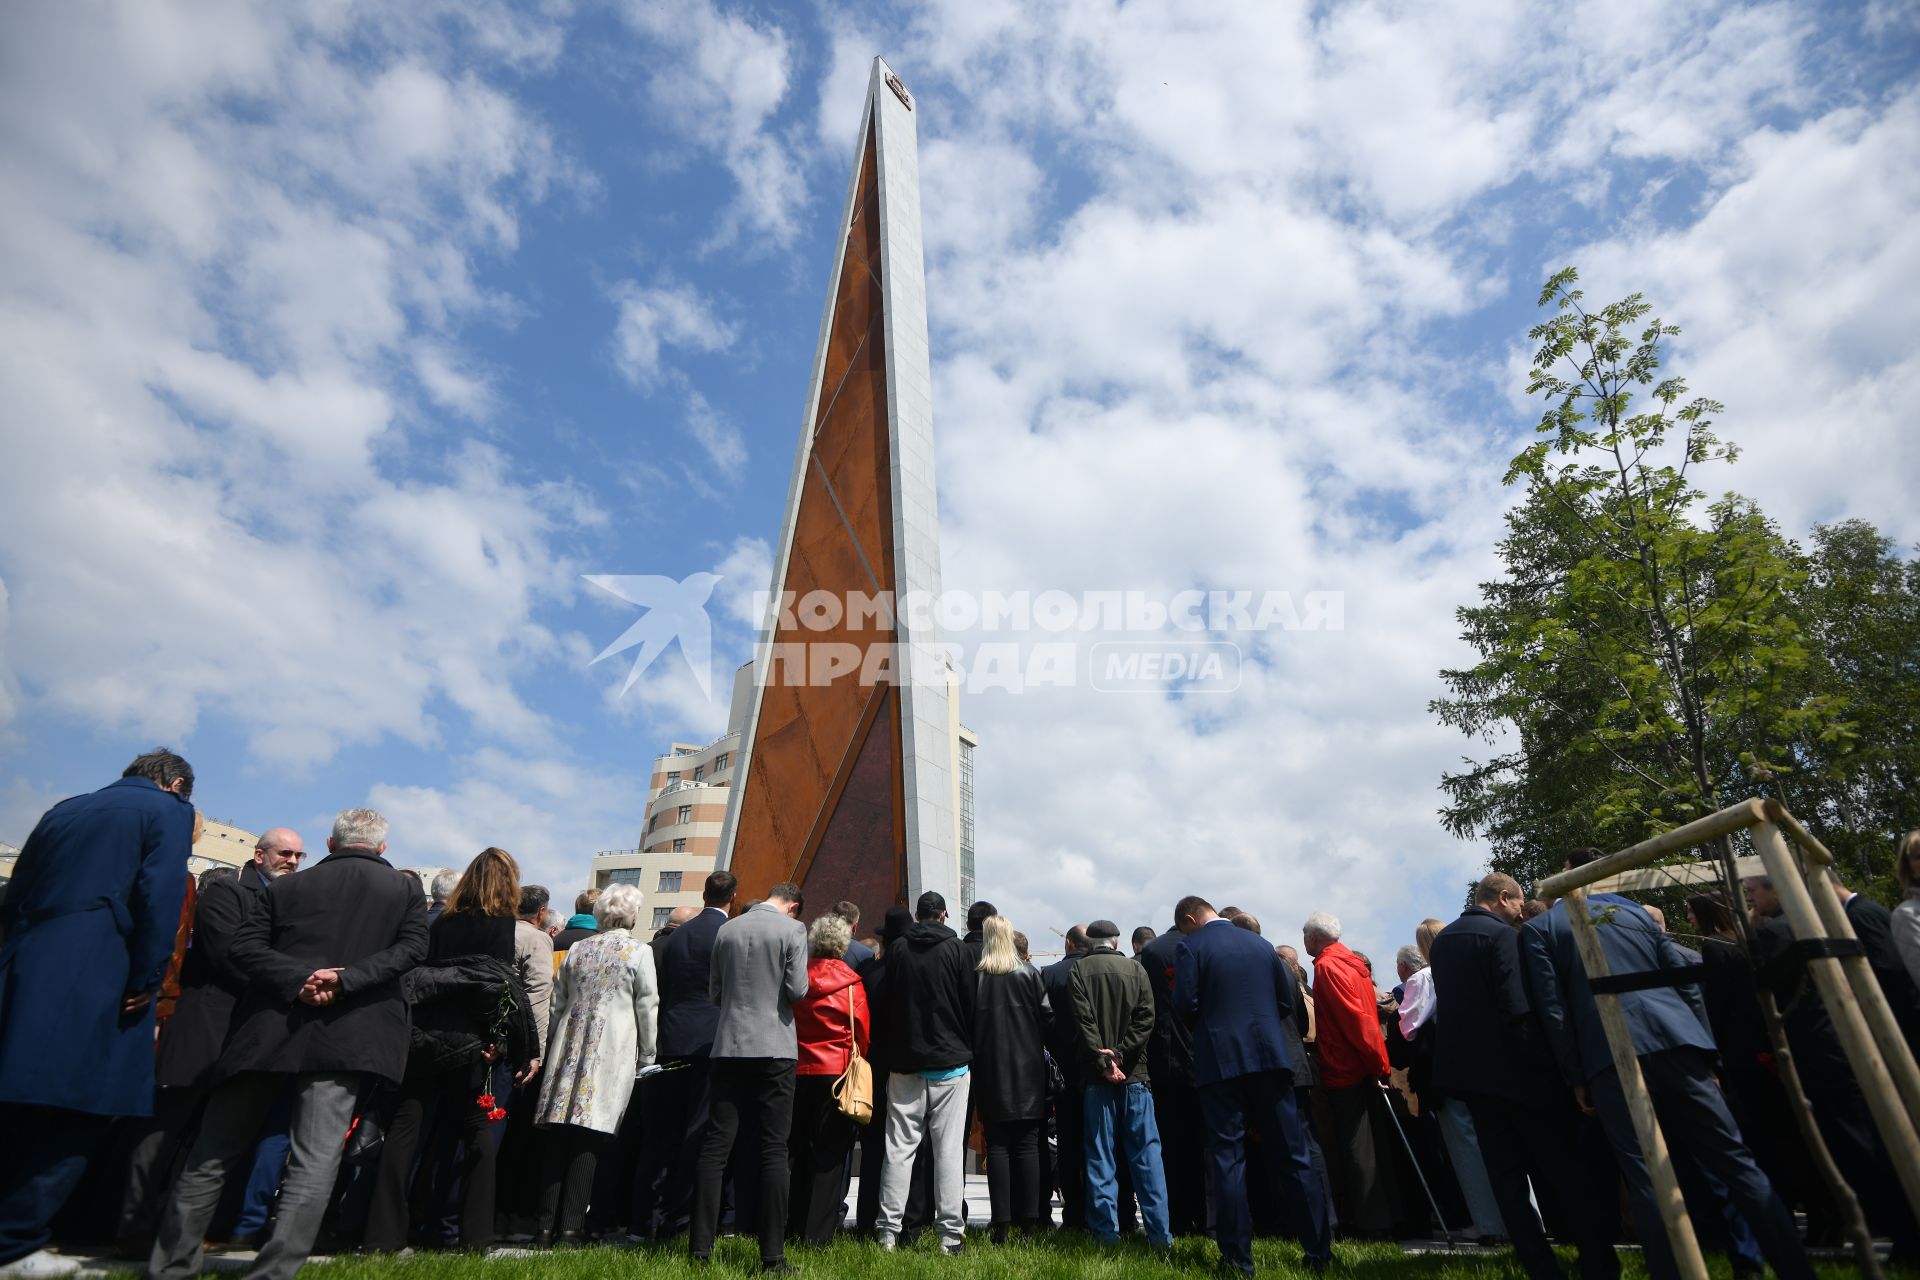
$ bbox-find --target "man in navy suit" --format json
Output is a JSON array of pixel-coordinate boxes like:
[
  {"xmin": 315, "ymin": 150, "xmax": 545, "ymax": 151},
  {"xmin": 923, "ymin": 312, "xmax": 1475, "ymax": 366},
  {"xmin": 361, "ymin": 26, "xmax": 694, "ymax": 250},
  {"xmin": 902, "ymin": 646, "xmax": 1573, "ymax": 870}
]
[
  {"xmin": 1523, "ymin": 850, "xmax": 1812, "ymax": 1280},
  {"xmin": 1430, "ymin": 874, "xmax": 1620, "ymax": 1280},
  {"xmin": 1174, "ymin": 894, "xmax": 1330, "ymax": 1275},
  {"xmin": 630, "ymin": 869, "xmax": 736, "ymax": 1238}
]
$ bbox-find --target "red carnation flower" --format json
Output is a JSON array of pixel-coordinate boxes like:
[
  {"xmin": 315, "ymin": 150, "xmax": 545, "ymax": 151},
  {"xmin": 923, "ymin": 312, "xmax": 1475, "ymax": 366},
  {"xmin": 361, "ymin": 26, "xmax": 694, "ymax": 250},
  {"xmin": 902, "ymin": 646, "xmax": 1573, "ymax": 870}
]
[{"xmin": 487, "ymin": 1107, "xmax": 507, "ymax": 1122}]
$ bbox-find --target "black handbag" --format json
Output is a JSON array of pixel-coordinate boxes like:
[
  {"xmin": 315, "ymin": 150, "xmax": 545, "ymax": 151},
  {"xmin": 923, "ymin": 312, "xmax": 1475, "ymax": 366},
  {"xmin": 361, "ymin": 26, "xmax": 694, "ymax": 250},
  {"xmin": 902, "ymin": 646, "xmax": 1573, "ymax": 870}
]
[
  {"xmin": 1043, "ymin": 1049, "xmax": 1067, "ymax": 1098},
  {"xmin": 342, "ymin": 1088, "xmax": 388, "ymax": 1167}
]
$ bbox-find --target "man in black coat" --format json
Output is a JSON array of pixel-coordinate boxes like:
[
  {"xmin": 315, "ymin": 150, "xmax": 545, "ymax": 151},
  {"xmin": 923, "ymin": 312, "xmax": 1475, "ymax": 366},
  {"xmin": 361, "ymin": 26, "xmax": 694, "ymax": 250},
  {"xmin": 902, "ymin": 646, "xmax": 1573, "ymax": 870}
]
[
  {"xmin": 874, "ymin": 892, "xmax": 977, "ymax": 1253},
  {"xmin": 120, "ymin": 829, "xmax": 302, "ymax": 1248},
  {"xmin": 1429, "ymin": 874, "xmax": 1618, "ymax": 1280},
  {"xmin": 1827, "ymin": 867, "xmax": 1920, "ymax": 1053},
  {"xmin": 1138, "ymin": 922, "xmax": 1204, "ymax": 1236},
  {"xmin": 630, "ymin": 871, "xmax": 735, "ymax": 1238},
  {"xmin": 150, "ymin": 808, "xmax": 426, "ymax": 1280},
  {"xmin": 1040, "ymin": 924, "xmax": 1090, "ymax": 1229}
]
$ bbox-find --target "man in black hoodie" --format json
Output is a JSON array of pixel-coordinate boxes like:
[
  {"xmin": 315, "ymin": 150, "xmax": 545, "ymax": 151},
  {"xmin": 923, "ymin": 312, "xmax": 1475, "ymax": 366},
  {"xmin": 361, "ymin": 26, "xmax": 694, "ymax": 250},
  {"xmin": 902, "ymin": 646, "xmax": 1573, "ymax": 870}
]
[{"xmin": 874, "ymin": 892, "xmax": 975, "ymax": 1253}]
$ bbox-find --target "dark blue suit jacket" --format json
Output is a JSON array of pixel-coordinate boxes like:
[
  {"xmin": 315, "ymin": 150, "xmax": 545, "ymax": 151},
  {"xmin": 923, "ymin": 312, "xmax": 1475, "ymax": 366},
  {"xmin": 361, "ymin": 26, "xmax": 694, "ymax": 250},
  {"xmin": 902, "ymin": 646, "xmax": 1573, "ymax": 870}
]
[
  {"xmin": 844, "ymin": 937, "xmax": 876, "ymax": 972},
  {"xmin": 1521, "ymin": 893, "xmax": 1713, "ymax": 1085},
  {"xmin": 1428, "ymin": 905, "xmax": 1564, "ymax": 1107},
  {"xmin": 1173, "ymin": 917, "xmax": 1299, "ymax": 1087},
  {"xmin": 657, "ymin": 905, "xmax": 728, "ymax": 1059}
]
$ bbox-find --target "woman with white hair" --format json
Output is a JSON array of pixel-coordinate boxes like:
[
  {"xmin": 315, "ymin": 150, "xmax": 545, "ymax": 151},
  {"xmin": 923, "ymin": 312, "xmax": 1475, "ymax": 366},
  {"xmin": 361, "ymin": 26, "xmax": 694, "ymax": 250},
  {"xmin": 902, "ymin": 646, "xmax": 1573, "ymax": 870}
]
[{"xmin": 531, "ymin": 882, "xmax": 659, "ymax": 1245}]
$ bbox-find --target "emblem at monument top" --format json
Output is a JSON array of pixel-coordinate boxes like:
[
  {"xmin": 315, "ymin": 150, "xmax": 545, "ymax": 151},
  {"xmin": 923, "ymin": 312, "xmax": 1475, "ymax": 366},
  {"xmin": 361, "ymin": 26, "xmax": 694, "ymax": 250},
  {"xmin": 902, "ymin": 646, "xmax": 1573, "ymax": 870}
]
[{"xmin": 715, "ymin": 59, "xmax": 961, "ymax": 927}]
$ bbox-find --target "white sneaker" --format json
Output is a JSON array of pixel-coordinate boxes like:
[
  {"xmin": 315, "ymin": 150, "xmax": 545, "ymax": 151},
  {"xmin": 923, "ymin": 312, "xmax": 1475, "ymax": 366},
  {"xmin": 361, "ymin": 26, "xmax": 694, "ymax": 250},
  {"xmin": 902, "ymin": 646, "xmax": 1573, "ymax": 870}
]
[
  {"xmin": 874, "ymin": 1233, "xmax": 896, "ymax": 1252},
  {"xmin": 0, "ymin": 1251, "xmax": 82, "ymax": 1277}
]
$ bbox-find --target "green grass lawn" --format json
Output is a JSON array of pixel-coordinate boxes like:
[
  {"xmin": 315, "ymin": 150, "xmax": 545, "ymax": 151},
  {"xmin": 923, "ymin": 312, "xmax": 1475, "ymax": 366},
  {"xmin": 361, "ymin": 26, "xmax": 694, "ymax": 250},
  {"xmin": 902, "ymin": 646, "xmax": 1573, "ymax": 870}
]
[{"xmin": 300, "ymin": 1235, "xmax": 1899, "ymax": 1280}]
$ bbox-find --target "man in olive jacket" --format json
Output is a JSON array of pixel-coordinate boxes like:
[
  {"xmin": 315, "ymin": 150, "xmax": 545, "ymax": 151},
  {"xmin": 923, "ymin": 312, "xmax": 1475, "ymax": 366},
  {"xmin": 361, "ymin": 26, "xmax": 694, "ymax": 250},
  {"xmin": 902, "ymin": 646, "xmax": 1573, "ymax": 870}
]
[
  {"xmin": 151, "ymin": 808, "xmax": 426, "ymax": 1280},
  {"xmin": 1068, "ymin": 919, "xmax": 1169, "ymax": 1246}
]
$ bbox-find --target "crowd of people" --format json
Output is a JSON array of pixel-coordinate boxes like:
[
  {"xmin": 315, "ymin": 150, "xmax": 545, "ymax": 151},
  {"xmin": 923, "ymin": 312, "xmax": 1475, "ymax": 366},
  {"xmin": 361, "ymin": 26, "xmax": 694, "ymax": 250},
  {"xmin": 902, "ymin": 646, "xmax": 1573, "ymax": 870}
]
[{"xmin": 2, "ymin": 749, "xmax": 1919, "ymax": 1280}]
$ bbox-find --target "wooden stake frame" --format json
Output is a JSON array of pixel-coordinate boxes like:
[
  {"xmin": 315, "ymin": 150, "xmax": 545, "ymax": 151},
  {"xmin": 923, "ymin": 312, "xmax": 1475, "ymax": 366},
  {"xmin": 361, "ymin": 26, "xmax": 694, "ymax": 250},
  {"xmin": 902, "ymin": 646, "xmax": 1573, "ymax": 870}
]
[{"xmin": 1537, "ymin": 800, "xmax": 1920, "ymax": 1276}]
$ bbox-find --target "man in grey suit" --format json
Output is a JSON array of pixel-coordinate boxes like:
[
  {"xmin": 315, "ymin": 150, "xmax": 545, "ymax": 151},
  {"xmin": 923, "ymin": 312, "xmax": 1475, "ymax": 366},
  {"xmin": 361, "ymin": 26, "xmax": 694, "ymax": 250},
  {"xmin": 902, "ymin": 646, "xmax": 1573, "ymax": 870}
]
[{"xmin": 688, "ymin": 881, "xmax": 808, "ymax": 1272}]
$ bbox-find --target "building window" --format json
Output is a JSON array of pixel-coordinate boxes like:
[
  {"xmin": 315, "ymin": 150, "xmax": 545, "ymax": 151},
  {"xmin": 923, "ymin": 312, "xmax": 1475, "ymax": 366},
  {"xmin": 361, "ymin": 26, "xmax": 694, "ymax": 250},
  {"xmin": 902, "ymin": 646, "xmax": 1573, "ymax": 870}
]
[
  {"xmin": 678, "ymin": 804, "xmax": 692, "ymax": 825},
  {"xmin": 658, "ymin": 871, "xmax": 682, "ymax": 894},
  {"xmin": 652, "ymin": 907, "xmax": 673, "ymax": 930},
  {"xmin": 958, "ymin": 738, "xmax": 976, "ymax": 907},
  {"xmin": 667, "ymin": 770, "xmax": 680, "ymax": 785},
  {"xmin": 692, "ymin": 765, "xmax": 704, "ymax": 782},
  {"xmin": 673, "ymin": 838, "xmax": 687, "ymax": 853},
  {"xmin": 608, "ymin": 869, "xmax": 643, "ymax": 888},
  {"xmin": 648, "ymin": 814, "xmax": 658, "ymax": 832},
  {"xmin": 714, "ymin": 752, "xmax": 729, "ymax": 772}
]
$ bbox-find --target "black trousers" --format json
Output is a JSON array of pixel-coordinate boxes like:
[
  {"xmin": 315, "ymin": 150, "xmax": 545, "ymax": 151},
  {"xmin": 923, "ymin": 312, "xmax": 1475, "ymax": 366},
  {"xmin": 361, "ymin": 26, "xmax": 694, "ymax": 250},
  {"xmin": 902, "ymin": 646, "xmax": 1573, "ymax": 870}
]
[
  {"xmin": 1054, "ymin": 1085, "xmax": 1086, "ymax": 1230},
  {"xmin": 689, "ymin": 1058, "xmax": 794, "ymax": 1264},
  {"xmin": 983, "ymin": 1117, "xmax": 1042, "ymax": 1229},
  {"xmin": 117, "ymin": 1086, "xmax": 208, "ymax": 1243},
  {"xmin": 1150, "ymin": 1077, "xmax": 1205, "ymax": 1236},
  {"xmin": 786, "ymin": 1076, "xmax": 854, "ymax": 1246},
  {"xmin": 1321, "ymin": 1083, "xmax": 1391, "ymax": 1234},
  {"xmin": 536, "ymin": 1125, "xmax": 608, "ymax": 1237},
  {"xmin": 1465, "ymin": 1092, "xmax": 1619, "ymax": 1280},
  {"xmin": 1589, "ymin": 1050, "xmax": 1813, "ymax": 1280},
  {"xmin": 630, "ymin": 1056, "xmax": 710, "ymax": 1237},
  {"xmin": 363, "ymin": 1068, "xmax": 500, "ymax": 1250}
]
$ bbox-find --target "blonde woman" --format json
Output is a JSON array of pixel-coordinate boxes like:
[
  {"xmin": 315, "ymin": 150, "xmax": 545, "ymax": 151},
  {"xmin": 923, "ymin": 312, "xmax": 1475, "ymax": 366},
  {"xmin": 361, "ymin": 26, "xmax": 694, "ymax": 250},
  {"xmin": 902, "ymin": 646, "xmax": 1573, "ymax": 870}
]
[
  {"xmin": 972, "ymin": 915, "xmax": 1049, "ymax": 1242},
  {"xmin": 532, "ymin": 883, "xmax": 659, "ymax": 1245}
]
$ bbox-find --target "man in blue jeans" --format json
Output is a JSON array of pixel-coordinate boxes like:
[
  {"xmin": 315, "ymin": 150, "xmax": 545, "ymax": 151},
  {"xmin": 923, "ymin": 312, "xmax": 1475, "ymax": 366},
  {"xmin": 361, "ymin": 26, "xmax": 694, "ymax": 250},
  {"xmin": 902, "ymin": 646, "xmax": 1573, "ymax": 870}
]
[{"xmin": 1068, "ymin": 919, "xmax": 1170, "ymax": 1247}]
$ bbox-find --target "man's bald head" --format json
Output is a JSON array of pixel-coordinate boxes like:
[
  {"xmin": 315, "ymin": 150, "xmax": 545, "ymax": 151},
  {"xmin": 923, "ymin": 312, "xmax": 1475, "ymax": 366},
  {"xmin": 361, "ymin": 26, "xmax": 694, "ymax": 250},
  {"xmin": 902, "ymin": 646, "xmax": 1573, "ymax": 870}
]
[
  {"xmin": 667, "ymin": 905, "xmax": 700, "ymax": 928},
  {"xmin": 254, "ymin": 828, "xmax": 304, "ymax": 878},
  {"xmin": 1474, "ymin": 872, "xmax": 1525, "ymax": 924}
]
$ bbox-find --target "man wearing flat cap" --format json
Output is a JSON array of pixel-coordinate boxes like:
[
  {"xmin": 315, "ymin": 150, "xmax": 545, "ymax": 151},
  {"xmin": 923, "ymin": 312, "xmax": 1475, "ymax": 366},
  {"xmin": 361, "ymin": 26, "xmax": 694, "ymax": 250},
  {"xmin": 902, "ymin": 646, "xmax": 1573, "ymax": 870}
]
[{"xmin": 1068, "ymin": 919, "xmax": 1170, "ymax": 1247}]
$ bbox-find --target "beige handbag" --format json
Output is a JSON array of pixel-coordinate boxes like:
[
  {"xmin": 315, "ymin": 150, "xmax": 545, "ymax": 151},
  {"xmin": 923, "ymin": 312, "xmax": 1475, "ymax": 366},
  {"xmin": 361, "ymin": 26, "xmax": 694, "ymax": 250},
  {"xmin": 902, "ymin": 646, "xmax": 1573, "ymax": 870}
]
[{"xmin": 832, "ymin": 987, "xmax": 873, "ymax": 1124}]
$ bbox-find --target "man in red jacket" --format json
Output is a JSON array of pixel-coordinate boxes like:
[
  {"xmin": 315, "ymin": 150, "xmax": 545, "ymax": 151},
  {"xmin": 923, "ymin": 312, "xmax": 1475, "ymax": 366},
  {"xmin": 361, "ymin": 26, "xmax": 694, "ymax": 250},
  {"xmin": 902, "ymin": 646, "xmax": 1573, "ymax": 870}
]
[{"xmin": 1303, "ymin": 911, "xmax": 1393, "ymax": 1237}]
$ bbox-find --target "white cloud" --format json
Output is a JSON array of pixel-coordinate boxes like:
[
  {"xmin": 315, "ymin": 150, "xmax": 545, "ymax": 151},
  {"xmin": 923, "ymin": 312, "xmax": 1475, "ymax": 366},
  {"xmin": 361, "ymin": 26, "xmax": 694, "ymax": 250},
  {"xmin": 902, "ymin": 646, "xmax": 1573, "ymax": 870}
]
[
  {"xmin": 370, "ymin": 749, "xmax": 641, "ymax": 890},
  {"xmin": 683, "ymin": 391, "xmax": 748, "ymax": 476},
  {"xmin": 0, "ymin": 4, "xmax": 592, "ymax": 772},
  {"xmin": 609, "ymin": 280, "xmax": 736, "ymax": 389},
  {"xmin": 612, "ymin": 0, "xmax": 806, "ymax": 246},
  {"xmin": 1570, "ymin": 89, "xmax": 1920, "ymax": 542}
]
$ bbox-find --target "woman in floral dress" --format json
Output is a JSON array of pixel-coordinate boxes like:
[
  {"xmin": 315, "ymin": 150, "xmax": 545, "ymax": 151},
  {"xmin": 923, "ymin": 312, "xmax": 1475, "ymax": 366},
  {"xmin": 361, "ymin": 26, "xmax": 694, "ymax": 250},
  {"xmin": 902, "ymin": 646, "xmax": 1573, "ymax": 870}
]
[{"xmin": 531, "ymin": 882, "xmax": 659, "ymax": 1244}]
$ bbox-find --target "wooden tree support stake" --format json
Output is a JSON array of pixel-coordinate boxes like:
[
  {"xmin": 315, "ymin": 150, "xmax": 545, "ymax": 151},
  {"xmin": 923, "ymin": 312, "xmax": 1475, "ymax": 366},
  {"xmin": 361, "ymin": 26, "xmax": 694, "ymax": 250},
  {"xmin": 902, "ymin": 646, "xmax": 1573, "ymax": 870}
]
[
  {"xmin": 1562, "ymin": 886, "xmax": 1707, "ymax": 1280},
  {"xmin": 1749, "ymin": 820, "xmax": 1920, "ymax": 1220}
]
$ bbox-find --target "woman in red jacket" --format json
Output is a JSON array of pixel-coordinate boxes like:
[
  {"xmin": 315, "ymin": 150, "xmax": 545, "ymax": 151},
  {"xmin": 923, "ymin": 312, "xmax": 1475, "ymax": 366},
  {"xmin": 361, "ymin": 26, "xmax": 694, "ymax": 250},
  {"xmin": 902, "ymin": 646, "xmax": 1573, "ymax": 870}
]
[{"xmin": 788, "ymin": 913, "xmax": 871, "ymax": 1245}]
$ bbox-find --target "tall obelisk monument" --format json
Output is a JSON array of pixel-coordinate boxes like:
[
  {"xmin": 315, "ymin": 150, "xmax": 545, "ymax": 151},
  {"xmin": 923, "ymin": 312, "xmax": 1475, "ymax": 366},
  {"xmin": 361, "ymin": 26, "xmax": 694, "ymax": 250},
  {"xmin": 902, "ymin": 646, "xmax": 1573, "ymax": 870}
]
[{"xmin": 715, "ymin": 59, "xmax": 956, "ymax": 926}]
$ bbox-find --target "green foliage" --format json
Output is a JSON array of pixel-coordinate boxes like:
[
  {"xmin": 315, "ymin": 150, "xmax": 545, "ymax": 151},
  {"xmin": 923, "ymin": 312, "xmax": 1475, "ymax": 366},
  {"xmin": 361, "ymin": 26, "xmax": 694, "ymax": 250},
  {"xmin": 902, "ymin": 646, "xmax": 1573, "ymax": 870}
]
[
  {"xmin": 1773, "ymin": 519, "xmax": 1920, "ymax": 896},
  {"xmin": 1434, "ymin": 269, "xmax": 1849, "ymax": 888}
]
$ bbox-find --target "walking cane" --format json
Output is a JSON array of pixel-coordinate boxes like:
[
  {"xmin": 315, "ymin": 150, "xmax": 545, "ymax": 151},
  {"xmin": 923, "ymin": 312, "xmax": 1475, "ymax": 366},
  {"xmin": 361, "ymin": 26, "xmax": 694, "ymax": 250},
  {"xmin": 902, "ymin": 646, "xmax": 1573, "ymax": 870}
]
[{"xmin": 1376, "ymin": 1081, "xmax": 1455, "ymax": 1248}]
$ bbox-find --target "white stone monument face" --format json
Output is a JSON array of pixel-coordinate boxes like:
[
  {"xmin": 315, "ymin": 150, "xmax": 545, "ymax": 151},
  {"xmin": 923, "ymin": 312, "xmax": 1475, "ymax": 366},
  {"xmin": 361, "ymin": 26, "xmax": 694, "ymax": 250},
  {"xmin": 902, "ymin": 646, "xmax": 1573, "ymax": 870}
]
[{"xmin": 716, "ymin": 59, "xmax": 956, "ymax": 925}]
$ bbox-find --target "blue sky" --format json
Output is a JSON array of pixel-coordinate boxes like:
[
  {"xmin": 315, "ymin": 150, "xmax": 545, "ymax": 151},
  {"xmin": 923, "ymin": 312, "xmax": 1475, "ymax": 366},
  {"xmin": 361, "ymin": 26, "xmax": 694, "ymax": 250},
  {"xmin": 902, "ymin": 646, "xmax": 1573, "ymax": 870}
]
[{"xmin": 2, "ymin": 0, "xmax": 1917, "ymax": 968}]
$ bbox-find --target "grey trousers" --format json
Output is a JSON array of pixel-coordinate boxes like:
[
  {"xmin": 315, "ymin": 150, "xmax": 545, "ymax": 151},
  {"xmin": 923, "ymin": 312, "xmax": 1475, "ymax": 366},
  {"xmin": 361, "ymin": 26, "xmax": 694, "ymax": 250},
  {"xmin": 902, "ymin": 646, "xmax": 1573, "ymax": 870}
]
[
  {"xmin": 875, "ymin": 1071, "xmax": 971, "ymax": 1247},
  {"xmin": 150, "ymin": 1071, "xmax": 363, "ymax": 1280}
]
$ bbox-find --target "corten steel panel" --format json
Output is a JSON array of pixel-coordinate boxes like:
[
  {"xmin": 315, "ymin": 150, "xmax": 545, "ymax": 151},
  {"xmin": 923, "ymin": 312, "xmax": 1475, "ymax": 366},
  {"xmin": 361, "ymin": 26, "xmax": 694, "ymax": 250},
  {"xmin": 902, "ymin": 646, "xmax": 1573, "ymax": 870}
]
[
  {"xmin": 727, "ymin": 119, "xmax": 906, "ymax": 910},
  {"xmin": 792, "ymin": 689, "xmax": 902, "ymax": 931}
]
